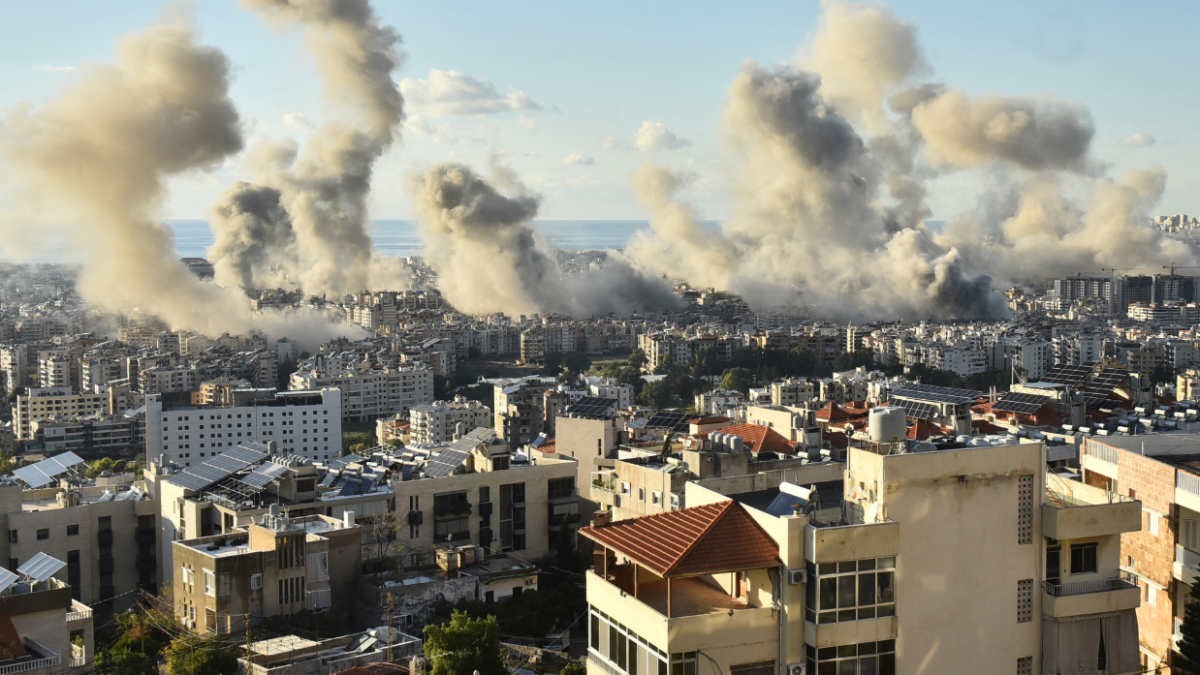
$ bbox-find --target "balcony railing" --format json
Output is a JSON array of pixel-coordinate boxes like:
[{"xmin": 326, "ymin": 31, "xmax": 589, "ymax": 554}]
[
  {"xmin": 0, "ymin": 639, "xmax": 60, "ymax": 675},
  {"xmin": 70, "ymin": 643, "xmax": 86, "ymax": 667},
  {"xmin": 66, "ymin": 599, "xmax": 93, "ymax": 623},
  {"xmin": 1085, "ymin": 442, "xmax": 1120, "ymax": 466},
  {"xmin": 1043, "ymin": 572, "xmax": 1137, "ymax": 597},
  {"xmin": 1179, "ymin": 472, "xmax": 1200, "ymax": 498}
]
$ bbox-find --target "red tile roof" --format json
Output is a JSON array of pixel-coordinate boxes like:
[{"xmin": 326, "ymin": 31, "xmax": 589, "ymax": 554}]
[
  {"xmin": 687, "ymin": 416, "xmax": 732, "ymax": 425},
  {"xmin": 716, "ymin": 423, "xmax": 796, "ymax": 455},
  {"xmin": 814, "ymin": 402, "xmax": 853, "ymax": 423},
  {"xmin": 580, "ymin": 500, "xmax": 779, "ymax": 577}
]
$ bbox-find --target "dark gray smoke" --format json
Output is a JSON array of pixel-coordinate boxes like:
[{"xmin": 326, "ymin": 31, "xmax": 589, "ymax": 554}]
[
  {"xmin": 411, "ymin": 163, "xmax": 679, "ymax": 317},
  {"xmin": 209, "ymin": 181, "xmax": 299, "ymax": 291}
]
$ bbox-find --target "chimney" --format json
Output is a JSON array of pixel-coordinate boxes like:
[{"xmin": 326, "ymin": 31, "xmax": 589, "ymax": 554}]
[{"xmin": 592, "ymin": 509, "xmax": 612, "ymax": 527}]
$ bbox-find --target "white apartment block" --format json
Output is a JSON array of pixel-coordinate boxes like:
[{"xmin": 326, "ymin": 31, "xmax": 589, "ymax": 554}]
[
  {"xmin": 37, "ymin": 353, "xmax": 71, "ymax": 389},
  {"xmin": 770, "ymin": 378, "xmax": 815, "ymax": 407},
  {"xmin": 146, "ymin": 389, "xmax": 343, "ymax": 467},
  {"xmin": 289, "ymin": 365, "xmax": 433, "ymax": 422},
  {"xmin": 13, "ymin": 387, "xmax": 107, "ymax": 440},
  {"xmin": 408, "ymin": 396, "xmax": 492, "ymax": 446}
]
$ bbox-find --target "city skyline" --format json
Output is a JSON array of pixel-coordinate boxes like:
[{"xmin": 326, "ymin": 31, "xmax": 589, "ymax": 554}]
[{"xmin": 0, "ymin": 0, "xmax": 1194, "ymax": 221}]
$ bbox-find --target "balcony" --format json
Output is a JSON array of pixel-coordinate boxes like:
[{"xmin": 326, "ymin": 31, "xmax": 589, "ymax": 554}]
[
  {"xmin": 0, "ymin": 639, "xmax": 61, "ymax": 675},
  {"xmin": 1174, "ymin": 544, "xmax": 1200, "ymax": 585},
  {"xmin": 65, "ymin": 599, "xmax": 93, "ymax": 624},
  {"xmin": 1042, "ymin": 480, "xmax": 1141, "ymax": 540},
  {"xmin": 1042, "ymin": 573, "xmax": 1139, "ymax": 618},
  {"xmin": 586, "ymin": 570, "xmax": 778, "ymax": 653}
]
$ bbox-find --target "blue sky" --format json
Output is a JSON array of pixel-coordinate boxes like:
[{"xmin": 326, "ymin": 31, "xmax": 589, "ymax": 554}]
[{"xmin": 0, "ymin": 0, "xmax": 1195, "ymax": 220}]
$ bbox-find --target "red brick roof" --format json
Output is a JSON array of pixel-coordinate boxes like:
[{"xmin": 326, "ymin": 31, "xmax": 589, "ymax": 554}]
[
  {"xmin": 814, "ymin": 402, "xmax": 852, "ymax": 423},
  {"xmin": 687, "ymin": 415, "xmax": 732, "ymax": 425},
  {"xmin": 716, "ymin": 423, "xmax": 796, "ymax": 455},
  {"xmin": 580, "ymin": 500, "xmax": 779, "ymax": 577}
]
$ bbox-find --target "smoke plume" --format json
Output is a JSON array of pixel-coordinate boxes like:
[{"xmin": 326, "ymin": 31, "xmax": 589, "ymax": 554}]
[
  {"xmin": 0, "ymin": 19, "xmax": 354, "ymax": 345},
  {"xmin": 410, "ymin": 163, "xmax": 679, "ymax": 317},
  {"xmin": 215, "ymin": 0, "xmax": 405, "ymax": 297}
]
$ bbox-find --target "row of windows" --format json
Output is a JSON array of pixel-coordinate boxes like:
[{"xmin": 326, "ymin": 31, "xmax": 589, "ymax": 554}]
[
  {"xmin": 806, "ymin": 641, "xmax": 896, "ymax": 675},
  {"xmin": 806, "ymin": 558, "xmax": 896, "ymax": 624},
  {"xmin": 10, "ymin": 522, "xmax": 88, "ymax": 543}
]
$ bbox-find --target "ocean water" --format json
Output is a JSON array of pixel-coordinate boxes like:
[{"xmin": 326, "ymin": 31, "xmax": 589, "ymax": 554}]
[{"xmin": 169, "ymin": 219, "xmax": 653, "ymax": 259}]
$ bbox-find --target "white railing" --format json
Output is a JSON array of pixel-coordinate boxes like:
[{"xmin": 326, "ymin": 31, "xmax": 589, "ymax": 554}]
[
  {"xmin": 1086, "ymin": 442, "xmax": 1119, "ymax": 465},
  {"xmin": 65, "ymin": 600, "xmax": 92, "ymax": 623},
  {"xmin": 1178, "ymin": 472, "xmax": 1200, "ymax": 497},
  {"xmin": 70, "ymin": 643, "xmax": 86, "ymax": 667},
  {"xmin": 0, "ymin": 640, "xmax": 61, "ymax": 675}
]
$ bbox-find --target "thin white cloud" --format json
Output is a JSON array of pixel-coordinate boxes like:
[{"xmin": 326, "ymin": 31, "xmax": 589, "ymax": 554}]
[
  {"xmin": 602, "ymin": 135, "xmax": 625, "ymax": 150},
  {"xmin": 34, "ymin": 64, "xmax": 76, "ymax": 73},
  {"xmin": 563, "ymin": 153, "xmax": 595, "ymax": 166},
  {"xmin": 281, "ymin": 112, "xmax": 312, "ymax": 131},
  {"xmin": 400, "ymin": 69, "xmax": 541, "ymax": 117},
  {"xmin": 634, "ymin": 120, "xmax": 690, "ymax": 151},
  {"xmin": 1123, "ymin": 132, "xmax": 1156, "ymax": 148}
]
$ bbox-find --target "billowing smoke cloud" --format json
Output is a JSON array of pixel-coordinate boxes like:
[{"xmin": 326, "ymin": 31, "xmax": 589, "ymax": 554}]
[
  {"xmin": 209, "ymin": 182, "xmax": 298, "ymax": 290},
  {"xmin": 411, "ymin": 163, "xmax": 679, "ymax": 317},
  {"xmin": 911, "ymin": 89, "xmax": 1095, "ymax": 171},
  {"xmin": 0, "ymin": 20, "xmax": 355, "ymax": 345},
  {"xmin": 212, "ymin": 0, "xmax": 405, "ymax": 297},
  {"xmin": 625, "ymin": 0, "xmax": 1192, "ymax": 319}
]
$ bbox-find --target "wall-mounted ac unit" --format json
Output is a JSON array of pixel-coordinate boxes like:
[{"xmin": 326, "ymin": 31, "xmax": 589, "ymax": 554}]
[
  {"xmin": 787, "ymin": 663, "xmax": 806, "ymax": 675},
  {"xmin": 788, "ymin": 568, "xmax": 807, "ymax": 585}
]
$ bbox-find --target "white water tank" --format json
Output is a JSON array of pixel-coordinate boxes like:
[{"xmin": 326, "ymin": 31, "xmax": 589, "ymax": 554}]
[{"xmin": 868, "ymin": 407, "xmax": 906, "ymax": 444}]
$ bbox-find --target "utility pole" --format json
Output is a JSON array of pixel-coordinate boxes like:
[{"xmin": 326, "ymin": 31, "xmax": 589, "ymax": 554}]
[{"xmin": 385, "ymin": 590, "xmax": 394, "ymax": 663}]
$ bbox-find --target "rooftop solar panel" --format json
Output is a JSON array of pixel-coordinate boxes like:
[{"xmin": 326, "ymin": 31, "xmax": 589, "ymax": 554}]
[
  {"xmin": 166, "ymin": 445, "xmax": 270, "ymax": 492},
  {"xmin": 224, "ymin": 445, "xmax": 269, "ymax": 464},
  {"xmin": 0, "ymin": 567, "xmax": 17, "ymax": 594},
  {"xmin": 425, "ymin": 448, "xmax": 470, "ymax": 479},
  {"xmin": 17, "ymin": 552, "xmax": 65, "ymax": 582},
  {"xmin": 890, "ymin": 384, "xmax": 982, "ymax": 405},
  {"xmin": 566, "ymin": 396, "xmax": 619, "ymax": 419},
  {"xmin": 993, "ymin": 393, "xmax": 1049, "ymax": 415},
  {"xmin": 1043, "ymin": 365, "xmax": 1094, "ymax": 385},
  {"xmin": 645, "ymin": 411, "xmax": 690, "ymax": 432},
  {"xmin": 893, "ymin": 399, "xmax": 938, "ymax": 420},
  {"xmin": 11, "ymin": 451, "xmax": 85, "ymax": 488},
  {"xmin": 242, "ymin": 462, "xmax": 288, "ymax": 489}
]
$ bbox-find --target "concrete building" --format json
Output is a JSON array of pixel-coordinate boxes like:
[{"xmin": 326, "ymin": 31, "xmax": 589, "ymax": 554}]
[
  {"xmin": 145, "ymin": 388, "xmax": 342, "ymax": 467},
  {"xmin": 32, "ymin": 414, "xmax": 144, "ymax": 457},
  {"xmin": 0, "ymin": 563, "xmax": 94, "ymax": 674},
  {"xmin": 408, "ymin": 396, "xmax": 491, "ymax": 446},
  {"xmin": 13, "ymin": 387, "xmax": 107, "ymax": 441},
  {"xmin": 1079, "ymin": 434, "xmax": 1200, "ymax": 672},
  {"xmin": 492, "ymin": 377, "xmax": 555, "ymax": 448},
  {"xmin": 694, "ymin": 389, "xmax": 746, "ymax": 416},
  {"xmin": 771, "ymin": 378, "xmax": 816, "ymax": 407},
  {"xmin": 0, "ymin": 477, "xmax": 158, "ymax": 609},
  {"xmin": 289, "ymin": 364, "xmax": 434, "ymax": 422},
  {"xmin": 583, "ymin": 439, "xmax": 1141, "ymax": 675},
  {"xmin": 172, "ymin": 512, "xmax": 360, "ymax": 635}
]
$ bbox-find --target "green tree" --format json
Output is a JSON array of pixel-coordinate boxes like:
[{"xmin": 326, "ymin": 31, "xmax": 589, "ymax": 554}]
[
  {"xmin": 94, "ymin": 610, "xmax": 170, "ymax": 674},
  {"xmin": 162, "ymin": 634, "xmax": 239, "ymax": 675},
  {"xmin": 628, "ymin": 348, "xmax": 647, "ymax": 371},
  {"xmin": 424, "ymin": 611, "xmax": 505, "ymax": 675},
  {"xmin": 833, "ymin": 349, "xmax": 874, "ymax": 372},
  {"xmin": 638, "ymin": 380, "xmax": 672, "ymax": 408},
  {"xmin": 561, "ymin": 662, "xmax": 587, "ymax": 675},
  {"xmin": 719, "ymin": 367, "xmax": 754, "ymax": 394},
  {"xmin": 1179, "ymin": 581, "xmax": 1200, "ymax": 673}
]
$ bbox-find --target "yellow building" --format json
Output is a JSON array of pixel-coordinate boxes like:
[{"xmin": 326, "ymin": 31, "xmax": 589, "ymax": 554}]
[{"xmin": 582, "ymin": 440, "xmax": 1142, "ymax": 674}]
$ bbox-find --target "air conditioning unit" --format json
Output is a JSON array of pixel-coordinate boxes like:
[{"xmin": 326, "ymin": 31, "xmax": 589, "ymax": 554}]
[
  {"xmin": 787, "ymin": 663, "xmax": 806, "ymax": 675},
  {"xmin": 788, "ymin": 568, "xmax": 807, "ymax": 585}
]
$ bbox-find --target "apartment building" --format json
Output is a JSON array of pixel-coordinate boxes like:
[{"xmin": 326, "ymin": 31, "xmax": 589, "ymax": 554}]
[
  {"xmin": 408, "ymin": 396, "xmax": 492, "ymax": 446},
  {"xmin": 32, "ymin": 414, "xmax": 144, "ymax": 456},
  {"xmin": 1079, "ymin": 434, "xmax": 1200, "ymax": 672},
  {"xmin": 493, "ymin": 377, "xmax": 555, "ymax": 448},
  {"xmin": 0, "ymin": 558, "xmax": 95, "ymax": 674},
  {"xmin": 145, "ymin": 388, "xmax": 342, "ymax": 467},
  {"xmin": 0, "ymin": 478, "xmax": 158, "ymax": 609},
  {"xmin": 771, "ymin": 378, "xmax": 816, "ymax": 407},
  {"xmin": 390, "ymin": 429, "xmax": 580, "ymax": 566},
  {"xmin": 289, "ymin": 364, "xmax": 433, "ymax": 422},
  {"xmin": 583, "ymin": 439, "xmax": 1142, "ymax": 675},
  {"xmin": 172, "ymin": 512, "xmax": 360, "ymax": 635},
  {"xmin": 694, "ymin": 389, "xmax": 746, "ymax": 416},
  {"xmin": 13, "ymin": 387, "xmax": 107, "ymax": 440}
]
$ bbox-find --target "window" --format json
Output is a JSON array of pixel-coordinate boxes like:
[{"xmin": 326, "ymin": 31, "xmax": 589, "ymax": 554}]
[
  {"xmin": 36, "ymin": 528, "xmax": 49, "ymax": 540},
  {"xmin": 590, "ymin": 606, "xmax": 667, "ymax": 675},
  {"xmin": 806, "ymin": 557, "xmax": 896, "ymax": 624},
  {"xmin": 1070, "ymin": 542, "xmax": 1098, "ymax": 575},
  {"xmin": 1148, "ymin": 511, "xmax": 1160, "ymax": 537},
  {"xmin": 7, "ymin": 530, "xmax": 15, "ymax": 544},
  {"xmin": 806, "ymin": 640, "xmax": 895, "ymax": 675},
  {"xmin": 203, "ymin": 569, "xmax": 215, "ymax": 597},
  {"xmin": 67, "ymin": 524, "xmax": 79, "ymax": 536}
]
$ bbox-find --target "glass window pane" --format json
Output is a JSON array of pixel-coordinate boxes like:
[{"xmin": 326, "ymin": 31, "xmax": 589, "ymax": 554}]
[
  {"xmin": 857, "ymin": 606, "xmax": 877, "ymax": 620},
  {"xmin": 818, "ymin": 663, "xmax": 837, "ymax": 675},
  {"xmin": 879, "ymin": 652, "xmax": 896, "ymax": 675},
  {"xmin": 821, "ymin": 577, "xmax": 838, "ymax": 610},
  {"xmin": 838, "ymin": 575, "xmax": 857, "ymax": 608},
  {"xmin": 860, "ymin": 656, "xmax": 879, "ymax": 675},
  {"xmin": 877, "ymin": 571, "xmax": 894, "ymax": 603},
  {"xmin": 878, "ymin": 557, "xmax": 896, "ymax": 570},
  {"xmin": 838, "ymin": 561, "xmax": 856, "ymax": 573},
  {"xmin": 859, "ymin": 559, "xmax": 876, "ymax": 570},
  {"xmin": 837, "ymin": 645, "xmax": 857, "ymax": 658},
  {"xmin": 859, "ymin": 572, "xmax": 876, "ymax": 604},
  {"xmin": 838, "ymin": 659, "xmax": 857, "ymax": 675},
  {"xmin": 877, "ymin": 604, "xmax": 895, "ymax": 617},
  {"xmin": 819, "ymin": 563, "xmax": 837, "ymax": 574}
]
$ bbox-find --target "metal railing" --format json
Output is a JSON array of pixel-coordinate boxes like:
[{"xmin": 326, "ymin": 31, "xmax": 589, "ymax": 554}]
[
  {"xmin": 70, "ymin": 643, "xmax": 86, "ymax": 667},
  {"xmin": 1043, "ymin": 572, "xmax": 1136, "ymax": 597},
  {"xmin": 0, "ymin": 639, "xmax": 61, "ymax": 675},
  {"xmin": 65, "ymin": 599, "xmax": 92, "ymax": 623},
  {"xmin": 1086, "ymin": 442, "xmax": 1120, "ymax": 465},
  {"xmin": 1178, "ymin": 472, "xmax": 1200, "ymax": 497}
]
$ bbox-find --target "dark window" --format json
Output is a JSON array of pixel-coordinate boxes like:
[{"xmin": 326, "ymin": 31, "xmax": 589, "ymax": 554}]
[
  {"xmin": 7, "ymin": 530, "xmax": 15, "ymax": 544},
  {"xmin": 1046, "ymin": 543, "xmax": 1061, "ymax": 582},
  {"xmin": 36, "ymin": 528, "xmax": 49, "ymax": 540},
  {"xmin": 66, "ymin": 524, "xmax": 79, "ymax": 536},
  {"xmin": 1070, "ymin": 542, "xmax": 1098, "ymax": 575}
]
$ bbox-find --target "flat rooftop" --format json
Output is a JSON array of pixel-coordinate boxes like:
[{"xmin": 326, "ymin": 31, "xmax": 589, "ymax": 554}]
[{"xmin": 1089, "ymin": 434, "xmax": 1200, "ymax": 458}]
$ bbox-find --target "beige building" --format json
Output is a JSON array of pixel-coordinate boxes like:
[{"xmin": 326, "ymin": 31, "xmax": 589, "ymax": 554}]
[
  {"xmin": 1079, "ymin": 434, "xmax": 1200, "ymax": 672},
  {"xmin": 583, "ymin": 440, "xmax": 1142, "ymax": 675},
  {"xmin": 0, "ymin": 477, "xmax": 158, "ymax": 610},
  {"xmin": 0, "ymin": 561, "xmax": 95, "ymax": 674},
  {"xmin": 172, "ymin": 512, "xmax": 360, "ymax": 635},
  {"xmin": 408, "ymin": 396, "xmax": 491, "ymax": 446},
  {"xmin": 289, "ymin": 364, "xmax": 434, "ymax": 422},
  {"xmin": 13, "ymin": 387, "xmax": 107, "ymax": 440}
]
